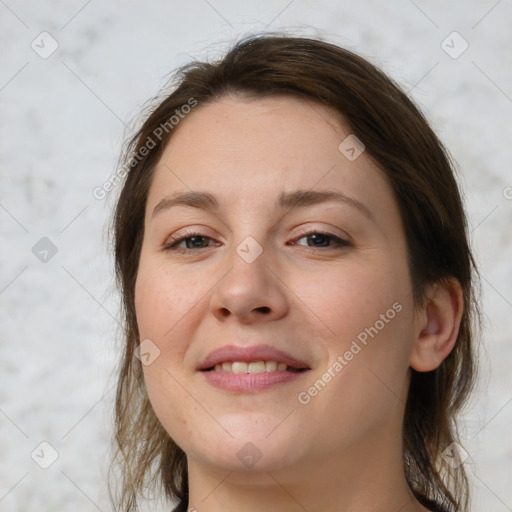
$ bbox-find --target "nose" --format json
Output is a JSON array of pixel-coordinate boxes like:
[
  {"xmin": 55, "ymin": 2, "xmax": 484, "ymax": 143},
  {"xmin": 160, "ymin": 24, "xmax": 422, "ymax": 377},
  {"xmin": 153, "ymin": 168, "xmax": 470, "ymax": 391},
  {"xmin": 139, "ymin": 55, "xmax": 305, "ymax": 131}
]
[{"xmin": 209, "ymin": 242, "xmax": 289, "ymax": 325}]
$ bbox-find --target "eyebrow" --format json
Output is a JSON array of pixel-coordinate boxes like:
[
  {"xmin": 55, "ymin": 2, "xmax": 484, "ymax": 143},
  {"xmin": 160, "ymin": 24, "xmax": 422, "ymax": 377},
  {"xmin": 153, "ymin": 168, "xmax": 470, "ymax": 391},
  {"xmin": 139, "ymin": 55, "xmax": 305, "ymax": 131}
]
[{"xmin": 151, "ymin": 189, "xmax": 375, "ymax": 222}]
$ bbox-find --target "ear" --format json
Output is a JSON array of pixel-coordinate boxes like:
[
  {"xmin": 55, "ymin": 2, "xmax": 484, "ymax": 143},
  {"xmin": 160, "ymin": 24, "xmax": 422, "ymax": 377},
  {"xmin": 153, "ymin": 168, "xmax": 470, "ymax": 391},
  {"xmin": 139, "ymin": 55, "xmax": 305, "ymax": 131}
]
[{"xmin": 409, "ymin": 277, "xmax": 464, "ymax": 372}]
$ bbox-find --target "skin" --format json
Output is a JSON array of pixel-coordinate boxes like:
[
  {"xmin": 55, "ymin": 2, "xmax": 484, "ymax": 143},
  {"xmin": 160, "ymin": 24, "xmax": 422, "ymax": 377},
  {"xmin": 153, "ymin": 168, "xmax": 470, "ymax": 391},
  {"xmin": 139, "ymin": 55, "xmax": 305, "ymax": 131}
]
[{"xmin": 134, "ymin": 95, "xmax": 463, "ymax": 512}]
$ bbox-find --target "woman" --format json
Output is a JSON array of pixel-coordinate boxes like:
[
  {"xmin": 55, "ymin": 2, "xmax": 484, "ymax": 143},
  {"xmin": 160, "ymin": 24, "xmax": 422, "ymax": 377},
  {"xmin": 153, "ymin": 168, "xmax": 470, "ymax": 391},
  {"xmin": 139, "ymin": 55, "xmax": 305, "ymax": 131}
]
[{"xmin": 108, "ymin": 33, "xmax": 480, "ymax": 512}]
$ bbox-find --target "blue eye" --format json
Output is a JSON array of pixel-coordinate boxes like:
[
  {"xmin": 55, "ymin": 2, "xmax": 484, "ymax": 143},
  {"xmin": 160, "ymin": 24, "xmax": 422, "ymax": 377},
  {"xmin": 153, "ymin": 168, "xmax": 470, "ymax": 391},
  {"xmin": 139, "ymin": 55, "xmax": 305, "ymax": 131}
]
[
  {"xmin": 163, "ymin": 230, "xmax": 350, "ymax": 254},
  {"xmin": 163, "ymin": 232, "xmax": 217, "ymax": 253},
  {"xmin": 291, "ymin": 231, "xmax": 350, "ymax": 249}
]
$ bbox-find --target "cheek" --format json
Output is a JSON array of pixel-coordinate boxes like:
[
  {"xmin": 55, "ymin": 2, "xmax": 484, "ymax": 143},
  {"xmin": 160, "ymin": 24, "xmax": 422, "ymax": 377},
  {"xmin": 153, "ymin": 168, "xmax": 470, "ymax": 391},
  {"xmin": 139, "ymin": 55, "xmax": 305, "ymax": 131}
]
[
  {"xmin": 292, "ymin": 252, "xmax": 414, "ymax": 402},
  {"xmin": 292, "ymin": 255, "xmax": 410, "ymax": 346},
  {"xmin": 134, "ymin": 262, "xmax": 203, "ymax": 346},
  {"xmin": 296, "ymin": 258, "xmax": 413, "ymax": 418},
  {"xmin": 282, "ymin": 260, "xmax": 413, "ymax": 455},
  {"xmin": 134, "ymin": 265, "xmax": 208, "ymax": 447}
]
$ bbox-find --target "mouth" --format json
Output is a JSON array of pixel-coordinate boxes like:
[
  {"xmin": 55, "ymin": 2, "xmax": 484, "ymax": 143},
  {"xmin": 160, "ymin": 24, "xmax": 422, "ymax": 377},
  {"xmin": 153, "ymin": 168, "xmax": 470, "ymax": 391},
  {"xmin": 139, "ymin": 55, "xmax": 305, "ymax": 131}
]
[
  {"xmin": 197, "ymin": 343, "xmax": 311, "ymax": 372},
  {"xmin": 200, "ymin": 363, "xmax": 310, "ymax": 393},
  {"xmin": 197, "ymin": 344, "xmax": 311, "ymax": 392},
  {"xmin": 202, "ymin": 361, "xmax": 310, "ymax": 374}
]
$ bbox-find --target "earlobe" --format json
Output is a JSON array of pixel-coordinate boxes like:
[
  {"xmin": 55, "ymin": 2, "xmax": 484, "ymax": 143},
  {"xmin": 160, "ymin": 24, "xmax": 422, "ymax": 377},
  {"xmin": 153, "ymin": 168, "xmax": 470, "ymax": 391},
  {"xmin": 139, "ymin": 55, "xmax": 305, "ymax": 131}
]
[{"xmin": 409, "ymin": 278, "xmax": 464, "ymax": 372}]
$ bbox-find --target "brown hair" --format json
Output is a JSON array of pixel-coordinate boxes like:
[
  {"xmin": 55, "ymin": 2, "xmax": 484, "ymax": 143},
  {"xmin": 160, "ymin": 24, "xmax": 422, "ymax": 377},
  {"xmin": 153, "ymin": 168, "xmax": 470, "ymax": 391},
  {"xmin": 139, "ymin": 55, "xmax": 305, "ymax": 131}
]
[{"xmin": 108, "ymin": 32, "xmax": 480, "ymax": 512}]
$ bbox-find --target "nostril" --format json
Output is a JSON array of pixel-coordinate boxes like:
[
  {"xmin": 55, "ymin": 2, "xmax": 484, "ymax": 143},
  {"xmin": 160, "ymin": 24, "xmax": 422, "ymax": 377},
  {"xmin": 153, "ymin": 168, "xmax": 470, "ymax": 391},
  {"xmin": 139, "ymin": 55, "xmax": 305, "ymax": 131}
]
[{"xmin": 257, "ymin": 306, "xmax": 271, "ymax": 313}]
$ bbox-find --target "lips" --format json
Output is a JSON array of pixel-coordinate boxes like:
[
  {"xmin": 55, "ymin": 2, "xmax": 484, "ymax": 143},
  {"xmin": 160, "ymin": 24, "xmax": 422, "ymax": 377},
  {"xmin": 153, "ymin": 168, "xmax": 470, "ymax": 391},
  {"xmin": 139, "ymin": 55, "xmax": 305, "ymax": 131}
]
[{"xmin": 197, "ymin": 344, "xmax": 311, "ymax": 372}]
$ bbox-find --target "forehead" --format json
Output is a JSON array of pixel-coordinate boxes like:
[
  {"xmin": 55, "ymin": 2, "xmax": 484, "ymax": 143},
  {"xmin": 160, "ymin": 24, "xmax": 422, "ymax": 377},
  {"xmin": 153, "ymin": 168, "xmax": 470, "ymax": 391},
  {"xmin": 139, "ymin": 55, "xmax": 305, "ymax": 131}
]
[
  {"xmin": 156, "ymin": 95, "xmax": 348, "ymax": 175},
  {"xmin": 146, "ymin": 95, "xmax": 397, "ymax": 225}
]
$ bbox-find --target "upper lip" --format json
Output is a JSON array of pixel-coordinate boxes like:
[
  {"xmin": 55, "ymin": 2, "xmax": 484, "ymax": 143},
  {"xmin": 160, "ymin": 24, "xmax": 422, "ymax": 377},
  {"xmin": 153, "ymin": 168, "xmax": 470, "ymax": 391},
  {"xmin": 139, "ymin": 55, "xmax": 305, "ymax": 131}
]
[{"xmin": 197, "ymin": 344, "xmax": 311, "ymax": 371}]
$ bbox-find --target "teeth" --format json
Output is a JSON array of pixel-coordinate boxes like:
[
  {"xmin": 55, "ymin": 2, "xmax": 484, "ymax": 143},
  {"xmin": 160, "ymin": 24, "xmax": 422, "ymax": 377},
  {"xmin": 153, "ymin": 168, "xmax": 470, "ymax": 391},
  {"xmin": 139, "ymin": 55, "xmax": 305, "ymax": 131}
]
[
  {"xmin": 212, "ymin": 360, "xmax": 292, "ymax": 374},
  {"xmin": 248, "ymin": 361, "xmax": 266, "ymax": 373},
  {"xmin": 265, "ymin": 361, "xmax": 277, "ymax": 372},
  {"xmin": 232, "ymin": 362, "xmax": 248, "ymax": 374}
]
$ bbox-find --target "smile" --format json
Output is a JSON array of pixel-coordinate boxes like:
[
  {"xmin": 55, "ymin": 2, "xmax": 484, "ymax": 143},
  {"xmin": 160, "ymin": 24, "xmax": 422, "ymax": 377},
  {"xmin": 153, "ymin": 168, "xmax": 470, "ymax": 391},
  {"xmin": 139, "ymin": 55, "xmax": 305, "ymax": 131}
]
[
  {"xmin": 201, "ymin": 361, "xmax": 310, "ymax": 392},
  {"xmin": 204, "ymin": 360, "xmax": 308, "ymax": 374}
]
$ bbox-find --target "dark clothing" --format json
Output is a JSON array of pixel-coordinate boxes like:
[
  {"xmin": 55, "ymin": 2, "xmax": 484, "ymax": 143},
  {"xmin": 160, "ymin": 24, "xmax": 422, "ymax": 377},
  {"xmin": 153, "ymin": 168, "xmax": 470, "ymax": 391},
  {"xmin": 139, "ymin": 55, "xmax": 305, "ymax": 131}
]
[{"xmin": 172, "ymin": 497, "xmax": 451, "ymax": 512}]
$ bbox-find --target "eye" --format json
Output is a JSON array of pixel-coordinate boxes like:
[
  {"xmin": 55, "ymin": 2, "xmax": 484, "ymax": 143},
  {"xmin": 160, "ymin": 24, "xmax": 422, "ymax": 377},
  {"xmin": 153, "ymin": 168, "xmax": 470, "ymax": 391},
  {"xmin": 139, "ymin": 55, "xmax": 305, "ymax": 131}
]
[
  {"xmin": 289, "ymin": 230, "xmax": 351, "ymax": 250},
  {"xmin": 163, "ymin": 229, "xmax": 351, "ymax": 254},
  {"xmin": 163, "ymin": 231, "xmax": 219, "ymax": 254}
]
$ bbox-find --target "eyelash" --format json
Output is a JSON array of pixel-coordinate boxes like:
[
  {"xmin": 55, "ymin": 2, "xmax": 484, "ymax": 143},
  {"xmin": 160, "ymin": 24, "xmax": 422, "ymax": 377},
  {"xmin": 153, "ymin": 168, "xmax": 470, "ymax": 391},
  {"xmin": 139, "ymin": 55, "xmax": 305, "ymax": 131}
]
[{"xmin": 163, "ymin": 229, "xmax": 351, "ymax": 254}]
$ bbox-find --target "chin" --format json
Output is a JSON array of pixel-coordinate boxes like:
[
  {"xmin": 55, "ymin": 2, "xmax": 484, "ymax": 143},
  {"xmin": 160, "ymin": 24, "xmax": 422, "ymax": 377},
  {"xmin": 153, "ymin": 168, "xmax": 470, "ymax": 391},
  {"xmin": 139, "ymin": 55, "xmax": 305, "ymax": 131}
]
[{"xmin": 191, "ymin": 427, "xmax": 304, "ymax": 473}]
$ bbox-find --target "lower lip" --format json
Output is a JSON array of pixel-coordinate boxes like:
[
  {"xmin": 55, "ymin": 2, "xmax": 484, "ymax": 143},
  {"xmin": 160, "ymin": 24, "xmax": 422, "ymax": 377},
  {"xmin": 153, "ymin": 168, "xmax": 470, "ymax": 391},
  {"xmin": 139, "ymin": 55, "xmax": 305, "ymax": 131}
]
[{"xmin": 201, "ymin": 369, "xmax": 309, "ymax": 392}]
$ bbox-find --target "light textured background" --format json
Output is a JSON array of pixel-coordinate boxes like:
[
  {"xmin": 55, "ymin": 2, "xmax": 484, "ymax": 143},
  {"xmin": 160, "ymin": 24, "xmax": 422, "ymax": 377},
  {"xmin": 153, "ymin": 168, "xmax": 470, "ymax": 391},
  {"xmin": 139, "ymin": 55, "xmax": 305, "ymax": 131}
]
[{"xmin": 1, "ymin": 1, "xmax": 511, "ymax": 510}]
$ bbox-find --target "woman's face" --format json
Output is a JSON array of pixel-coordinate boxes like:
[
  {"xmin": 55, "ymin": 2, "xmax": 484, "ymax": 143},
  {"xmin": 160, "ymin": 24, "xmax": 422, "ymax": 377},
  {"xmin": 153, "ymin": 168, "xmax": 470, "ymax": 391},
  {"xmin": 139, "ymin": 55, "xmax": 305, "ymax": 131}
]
[{"xmin": 135, "ymin": 95, "xmax": 419, "ymax": 476}]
